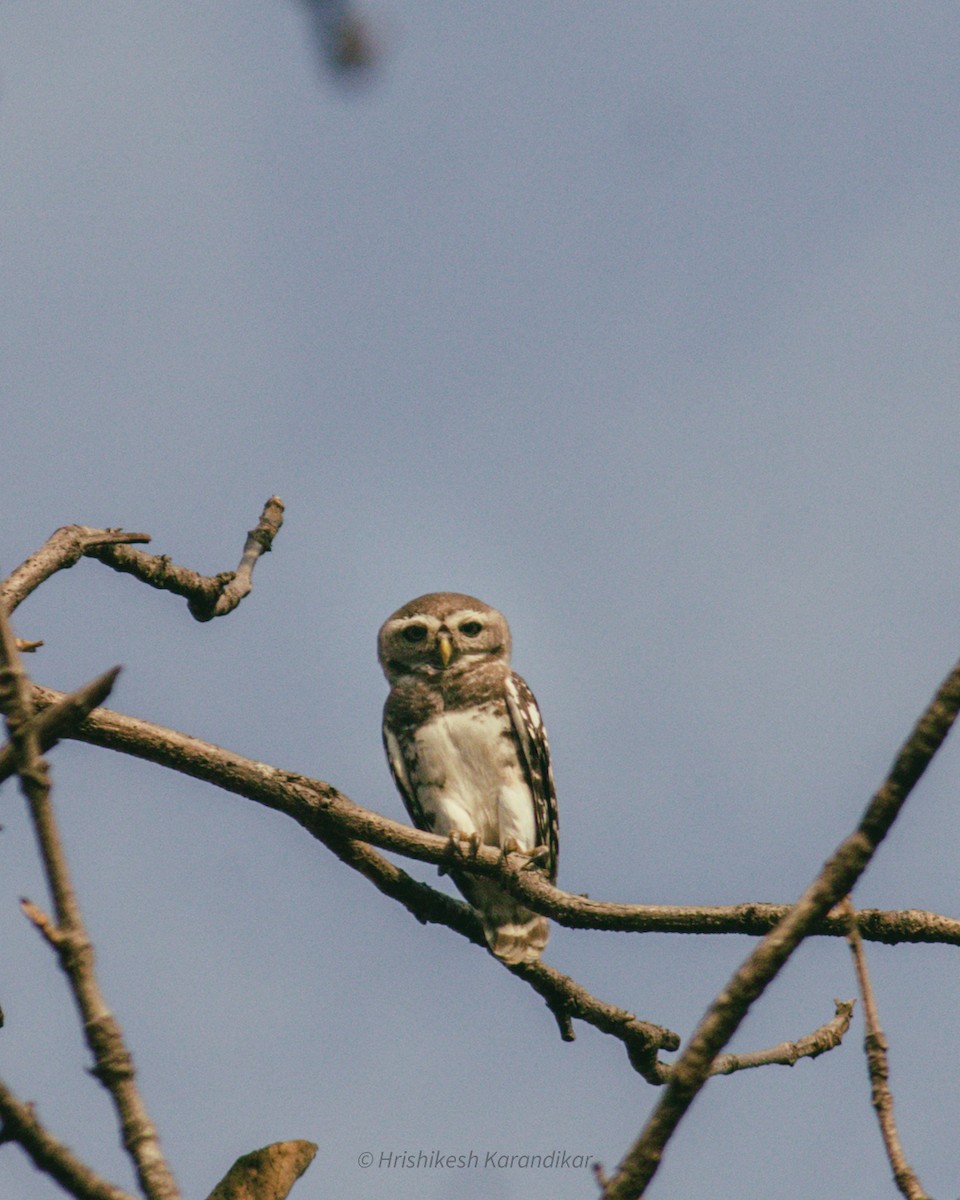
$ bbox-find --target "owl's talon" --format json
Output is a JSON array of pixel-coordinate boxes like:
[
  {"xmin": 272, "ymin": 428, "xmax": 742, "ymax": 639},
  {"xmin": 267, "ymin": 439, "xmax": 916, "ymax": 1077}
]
[
  {"xmin": 443, "ymin": 829, "xmax": 480, "ymax": 862},
  {"xmin": 521, "ymin": 843, "xmax": 550, "ymax": 870},
  {"xmin": 498, "ymin": 837, "xmax": 520, "ymax": 864},
  {"xmin": 499, "ymin": 839, "xmax": 548, "ymax": 870}
]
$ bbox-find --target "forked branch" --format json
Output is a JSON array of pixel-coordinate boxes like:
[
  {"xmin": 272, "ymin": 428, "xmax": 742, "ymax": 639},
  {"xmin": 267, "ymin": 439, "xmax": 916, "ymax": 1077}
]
[
  {"xmin": 22, "ymin": 684, "xmax": 960, "ymax": 946},
  {"xmin": 600, "ymin": 650, "xmax": 960, "ymax": 1199},
  {"xmin": 0, "ymin": 610, "xmax": 181, "ymax": 1200},
  {"xmin": 18, "ymin": 684, "xmax": 863, "ymax": 1084}
]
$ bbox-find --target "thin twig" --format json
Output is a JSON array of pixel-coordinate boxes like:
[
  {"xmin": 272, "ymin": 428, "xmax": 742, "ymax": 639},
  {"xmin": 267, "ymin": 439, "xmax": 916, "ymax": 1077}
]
[
  {"xmin": 842, "ymin": 899, "xmax": 930, "ymax": 1200},
  {"xmin": 0, "ymin": 1077, "xmax": 137, "ymax": 1200},
  {"xmin": 20, "ymin": 897, "xmax": 65, "ymax": 947},
  {"xmin": 629, "ymin": 999, "xmax": 856, "ymax": 1089},
  {"xmin": 203, "ymin": 496, "xmax": 286, "ymax": 618},
  {"xmin": 601, "ymin": 652, "xmax": 960, "ymax": 1199},
  {"xmin": 589, "ymin": 1002, "xmax": 857, "ymax": 1183},
  {"xmin": 707, "ymin": 999, "xmax": 855, "ymax": 1077},
  {"xmin": 0, "ymin": 611, "xmax": 181, "ymax": 1200}
]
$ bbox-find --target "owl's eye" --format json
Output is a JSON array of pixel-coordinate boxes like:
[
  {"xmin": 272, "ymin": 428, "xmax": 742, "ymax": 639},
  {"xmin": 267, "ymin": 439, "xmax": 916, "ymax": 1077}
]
[
  {"xmin": 401, "ymin": 624, "xmax": 428, "ymax": 644},
  {"xmin": 459, "ymin": 621, "xmax": 483, "ymax": 637}
]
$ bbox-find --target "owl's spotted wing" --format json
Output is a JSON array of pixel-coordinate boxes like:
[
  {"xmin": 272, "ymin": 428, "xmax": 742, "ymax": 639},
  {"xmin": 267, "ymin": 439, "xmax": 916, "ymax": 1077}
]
[
  {"xmin": 382, "ymin": 723, "xmax": 429, "ymax": 833},
  {"xmin": 504, "ymin": 672, "xmax": 559, "ymax": 882}
]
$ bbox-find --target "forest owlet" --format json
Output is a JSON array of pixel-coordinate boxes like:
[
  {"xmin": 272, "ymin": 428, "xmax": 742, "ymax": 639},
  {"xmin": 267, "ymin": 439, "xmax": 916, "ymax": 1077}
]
[{"xmin": 378, "ymin": 593, "xmax": 559, "ymax": 964}]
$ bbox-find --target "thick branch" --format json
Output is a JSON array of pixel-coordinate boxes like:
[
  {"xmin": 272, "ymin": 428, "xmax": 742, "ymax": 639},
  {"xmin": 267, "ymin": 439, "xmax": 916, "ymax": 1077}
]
[
  {"xmin": 205, "ymin": 1140, "xmax": 317, "ymax": 1200},
  {"xmin": 25, "ymin": 685, "xmax": 960, "ymax": 950},
  {"xmin": 602, "ymin": 652, "xmax": 960, "ymax": 1199}
]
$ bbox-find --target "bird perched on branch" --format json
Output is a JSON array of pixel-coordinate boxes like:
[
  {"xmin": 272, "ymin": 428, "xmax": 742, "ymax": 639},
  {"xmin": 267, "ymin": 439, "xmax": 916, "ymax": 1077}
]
[{"xmin": 378, "ymin": 593, "xmax": 559, "ymax": 964}]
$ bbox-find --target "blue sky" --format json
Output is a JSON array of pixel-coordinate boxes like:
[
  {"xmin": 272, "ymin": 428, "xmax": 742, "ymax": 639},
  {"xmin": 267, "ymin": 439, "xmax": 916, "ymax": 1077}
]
[{"xmin": 3, "ymin": 4, "xmax": 960, "ymax": 1198}]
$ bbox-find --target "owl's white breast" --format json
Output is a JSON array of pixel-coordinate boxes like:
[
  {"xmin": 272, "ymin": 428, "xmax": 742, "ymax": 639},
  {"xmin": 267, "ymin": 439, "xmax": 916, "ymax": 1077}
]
[{"xmin": 408, "ymin": 705, "xmax": 535, "ymax": 849}]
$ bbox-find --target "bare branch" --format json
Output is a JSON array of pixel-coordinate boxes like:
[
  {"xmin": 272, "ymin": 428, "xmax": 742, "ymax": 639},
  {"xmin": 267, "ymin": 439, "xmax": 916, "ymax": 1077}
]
[
  {"xmin": 633, "ymin": 902, "xmax": 960, "ymax": 947},
  {"xmin": 202, "ymin": 496, "xmax": 286, "ymax": 618},
  {"xmin": 83, "ymin": 496, "xmax": 284, "ymax": 621},
  {"xmin": 18, "ymin": 685, "xmax": 681, "ymax": 1070},
  {"xmin": 707, "ymin": 998, "xmax": 855, "ymax": 1077},
  {"xmin": 8, "ymin": 686, "xmax": 869, "ymax": 1088},
  {"xmin": 1, "ymin": 528, "xmax": 150, "ymax": 614},
  {"xmin": 26, "ymin": 684, "xmax": 960, "ymax": 951},
  {"xmin": 843, "ymin": 900, "xmax": 930, "ymax": 1200},
  {"xmin": 528, "ymin": 899, "xmax": 960, "ymax": 946},
  {"xmin": 623, "ymin": 999, "xmax": 856, "ymax": 1094},
  {"xmin": 20, "ymin": 897, "xmax": 65, "ymax": 948},
  {"xmin": 286, "ymin": 823, "xmax": 680, "ymax": 1076},
  {"xmin": 589, "ymin": 1001, "xmax": 856, "ymax": 1181},
  {"xmin": 0, "ymin": 497, "xmax": 283, "ymax": 622},
  {"xmin": 205, "ymin": 1140, "xmax": 317, "ymax": 1200},
  {"xmin": 0, "ymin": 1078, "xmax": 136, "ymax": 1200},
  {"xmin": 0, "ymin": 666, "xmax": 121, "ymax": 786},
  {"xmin": 0, "ymin": 611, "xmax": 181, "ymax": 1200},
  {"xmin": 506, "ymin": 959, "xmax": 679, "ymax": 1081},
  {"xmin": 601, "ymin": 652, "xmax": 960, "ymax": 1200}
]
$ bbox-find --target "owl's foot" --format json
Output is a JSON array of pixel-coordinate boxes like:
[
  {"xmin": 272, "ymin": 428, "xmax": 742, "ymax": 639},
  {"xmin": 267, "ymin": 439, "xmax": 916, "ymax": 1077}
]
[
  {"xmin": 521, "ymin": 843, "xmax": 551, "ymax": 870},
  {"xmin": 497, "ymin": 838, "xmax": 548, "ymax": 870},
  {"xmin": 438, "ymin": 829, "xmax": 481, "ymax": 876}
]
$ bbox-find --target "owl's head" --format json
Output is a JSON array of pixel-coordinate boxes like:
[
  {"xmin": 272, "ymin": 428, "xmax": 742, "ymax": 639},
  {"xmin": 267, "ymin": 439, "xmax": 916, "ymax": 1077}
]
[{"xmin": 378, "ymin": 592, "xmax": 511, "ymax": 683}]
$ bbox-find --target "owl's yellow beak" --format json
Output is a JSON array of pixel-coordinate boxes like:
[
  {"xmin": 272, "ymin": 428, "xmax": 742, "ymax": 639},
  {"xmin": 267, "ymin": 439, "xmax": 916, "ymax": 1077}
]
[{"xmin": 438, "ymin": 632, "xmax": 454, "ymax": 667}]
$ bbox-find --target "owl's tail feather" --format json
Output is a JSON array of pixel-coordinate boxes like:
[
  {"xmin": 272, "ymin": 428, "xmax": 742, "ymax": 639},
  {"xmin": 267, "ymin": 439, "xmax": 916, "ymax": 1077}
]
[
  {"xmin": 456, "ymin": 875, "xmax": 550, "ymax": 964},
  {"xmin": 484, "ymin": 913, "xmax": 549, "ymax": 965}
]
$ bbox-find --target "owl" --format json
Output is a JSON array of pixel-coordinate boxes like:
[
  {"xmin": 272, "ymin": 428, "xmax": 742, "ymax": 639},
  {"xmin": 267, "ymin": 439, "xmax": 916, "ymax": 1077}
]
[{"xmin": 378, "ymin": 593, "xmax": 558, "ymax": 965}]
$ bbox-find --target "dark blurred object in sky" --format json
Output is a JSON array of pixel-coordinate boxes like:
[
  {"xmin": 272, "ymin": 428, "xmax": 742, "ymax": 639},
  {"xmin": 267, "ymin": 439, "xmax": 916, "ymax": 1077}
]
[{"xmin": 300, "ymin": 0, "xmax": 377, "ymax": 82}]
